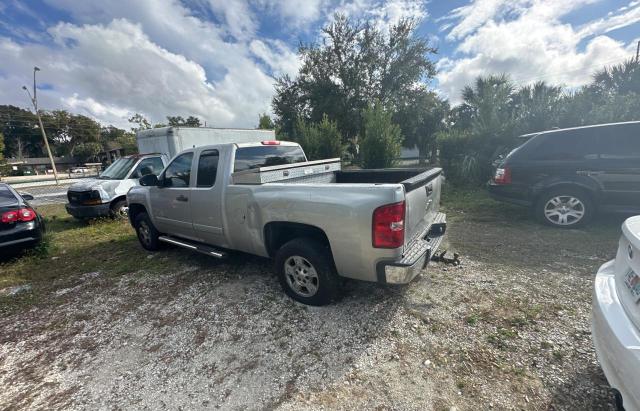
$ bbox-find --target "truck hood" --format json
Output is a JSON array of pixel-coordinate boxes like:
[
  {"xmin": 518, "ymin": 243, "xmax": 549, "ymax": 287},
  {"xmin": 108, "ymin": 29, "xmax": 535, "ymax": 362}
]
[{"xmin": 68, "ymin": 178, "xmax": 135, "ymax": 202}]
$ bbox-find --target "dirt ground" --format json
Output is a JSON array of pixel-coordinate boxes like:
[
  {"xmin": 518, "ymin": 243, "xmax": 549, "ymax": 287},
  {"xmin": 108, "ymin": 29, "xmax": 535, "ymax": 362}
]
[{"xmin": 0, "ymin": 190, "xmax": 624, "ymax": 410}]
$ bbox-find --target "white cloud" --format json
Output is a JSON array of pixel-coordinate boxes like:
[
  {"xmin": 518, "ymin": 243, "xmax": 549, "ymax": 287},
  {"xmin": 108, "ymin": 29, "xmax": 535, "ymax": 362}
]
[
  {"xmin": 0, "ymin": 0, "xmax": 303, "ymax": 128},
  {"xmin": 334, "ymin": 0, "xmax": 427, "ymax": 30},
  {"xmin": 437, "ymin": 0, "xmax": 640, "ymax": 104}
]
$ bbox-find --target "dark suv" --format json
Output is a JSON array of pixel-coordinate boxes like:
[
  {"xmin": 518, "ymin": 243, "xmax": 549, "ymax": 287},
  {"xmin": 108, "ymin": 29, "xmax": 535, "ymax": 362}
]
[{"xmin": 488, "ymin": 121, "xmax": 640, "ymax": 228}]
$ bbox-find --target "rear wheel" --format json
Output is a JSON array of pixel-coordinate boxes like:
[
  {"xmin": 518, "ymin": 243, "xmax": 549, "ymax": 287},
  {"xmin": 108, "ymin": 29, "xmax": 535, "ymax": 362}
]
[
  {"xmin": 134, "ymin": 212, "xmax": 160, "ymax": 251},
  {"xmin": 535, "ymin": 188, "xmax": 594, "ymax": 228},
  {"xmin": 274, "ymin": 238, "xmax": 339, "ymax": 306}
]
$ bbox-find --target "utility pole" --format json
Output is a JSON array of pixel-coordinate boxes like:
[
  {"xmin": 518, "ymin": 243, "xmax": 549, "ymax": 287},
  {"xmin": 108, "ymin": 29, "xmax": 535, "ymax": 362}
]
[
  {"xmin": 636, "ymin": 40, "xmax": 640, "ymax": 63},
  {"xmin": 22, "ymin": 66, "xmax": 59, "ymax": 185}
]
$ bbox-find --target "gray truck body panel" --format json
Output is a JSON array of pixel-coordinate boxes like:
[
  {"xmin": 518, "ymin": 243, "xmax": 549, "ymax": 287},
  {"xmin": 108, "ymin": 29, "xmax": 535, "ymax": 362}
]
[{"xmin": 127, "ymin": 142, "xmax": 444, "ymax": 283}]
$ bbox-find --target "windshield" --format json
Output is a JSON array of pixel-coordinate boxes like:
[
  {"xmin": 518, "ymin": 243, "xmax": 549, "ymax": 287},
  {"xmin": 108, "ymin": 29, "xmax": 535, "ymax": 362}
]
[
  {"xmin": 234, "ymin": 145, "xmax": 307, "ymax": 172},
  {"xmin": 99, "ymin": 157, "xmax": 137, "ymax": 180}
]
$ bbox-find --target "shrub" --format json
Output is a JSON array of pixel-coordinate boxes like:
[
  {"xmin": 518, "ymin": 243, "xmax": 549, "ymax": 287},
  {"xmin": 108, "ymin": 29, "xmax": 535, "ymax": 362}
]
[
  {"xmin": 361, "ymin": 104, "xmax": 403, "ymax": 169},
  {"xmin": 293, "ymin": 115, "xmax": 344, "ymax": 160}
]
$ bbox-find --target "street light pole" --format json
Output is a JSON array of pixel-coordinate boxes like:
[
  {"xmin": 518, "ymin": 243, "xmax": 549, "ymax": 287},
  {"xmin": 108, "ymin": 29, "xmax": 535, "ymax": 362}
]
[{"xmin": 23, "ymin": 66, "xmax": 59, "ymax": 185}]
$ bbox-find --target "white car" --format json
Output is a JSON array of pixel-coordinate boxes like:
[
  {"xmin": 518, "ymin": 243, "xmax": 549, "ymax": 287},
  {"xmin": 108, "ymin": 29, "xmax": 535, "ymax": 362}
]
[{"xmin": 592, "ymin": 215, "xmax": 640, "ymax": 411}]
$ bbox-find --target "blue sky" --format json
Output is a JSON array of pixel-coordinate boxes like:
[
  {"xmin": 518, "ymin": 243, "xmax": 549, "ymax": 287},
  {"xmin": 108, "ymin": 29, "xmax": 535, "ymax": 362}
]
[{"xmin": 1, "ymin": 0, "xmax": 639, "ymax": 128}]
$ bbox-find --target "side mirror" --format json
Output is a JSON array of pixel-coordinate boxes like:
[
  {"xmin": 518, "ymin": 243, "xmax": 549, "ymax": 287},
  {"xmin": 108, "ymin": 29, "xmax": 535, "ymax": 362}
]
[
  {"xmin": 20, "ymin": 192, "xmax": 35, "ymax": 201},
  {"xmin": 139, "ymin": 174, "xmax": 159, "ymax": 187}
]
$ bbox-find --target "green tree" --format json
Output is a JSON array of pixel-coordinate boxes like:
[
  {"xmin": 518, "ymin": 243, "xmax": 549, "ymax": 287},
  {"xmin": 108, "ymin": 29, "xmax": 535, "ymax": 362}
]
[
  {"xmin": 293, "ymin": 115, "xmax": 343, "ymax": 160},
  {"xmin": 272, "ymin": 14, "xmax": 437, "ymax": 142},
  {"xmin": 361, "ymin": 104, "xmax": 403, "ymax": 168},
  {"xmin": 0, "ymin": 132, "xmax": 5, "ymax": 162},
  {"xmin": 513, "ymin": 81, "xmax": 563, "ymax": 133},
  {"xmin": 258, "ymin": 113, "xmax": 275, "ymax": 129},
  {"xmin": 128, "ymin": 113, "xmax": 151, "ymax": 131},
  {"xmin": 167, "ymin": 115, "xmax": 201, "ymax": 127},
  {"xmin": 395, "ymin": 90, "xmax": 449, "ymax": 163}
]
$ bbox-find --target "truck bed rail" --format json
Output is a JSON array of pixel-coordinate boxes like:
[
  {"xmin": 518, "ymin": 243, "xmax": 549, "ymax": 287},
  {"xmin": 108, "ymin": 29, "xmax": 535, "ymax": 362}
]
[{"xmin": 232, "ymin": 158, "xmax": 341, "ymax": 185}]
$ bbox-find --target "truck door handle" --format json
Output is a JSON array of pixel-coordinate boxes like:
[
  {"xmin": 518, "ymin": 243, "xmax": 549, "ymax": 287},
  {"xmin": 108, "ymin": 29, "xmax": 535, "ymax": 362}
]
[{"xmin": 176, "ymin": 195, "xmax": 188, "ymax": 202}]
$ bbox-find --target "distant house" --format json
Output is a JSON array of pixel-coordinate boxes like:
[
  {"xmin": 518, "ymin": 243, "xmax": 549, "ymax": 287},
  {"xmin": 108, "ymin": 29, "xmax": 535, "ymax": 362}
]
[
  {"xmin": 5, "ymin": 156, "xmax": 79, "ymax": 175},
  {"xmin": 98, "ymin": 141, "xmax": 124, "ymax": 164}
]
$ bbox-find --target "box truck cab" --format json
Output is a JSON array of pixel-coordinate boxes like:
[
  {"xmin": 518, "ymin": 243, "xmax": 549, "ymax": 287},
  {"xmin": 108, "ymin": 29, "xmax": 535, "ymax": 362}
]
[
  {"xmin": 66, "ymin": 153, "xmax": 168, "ymax": 219},
  {"xmin": 65, "ymin": 127, "xmax": 276, "ymax": 219}
]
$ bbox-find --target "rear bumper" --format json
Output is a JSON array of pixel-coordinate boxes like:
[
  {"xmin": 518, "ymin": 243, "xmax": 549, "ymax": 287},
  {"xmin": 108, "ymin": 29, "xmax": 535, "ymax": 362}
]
[
  {"xmin": 487, "ymin": 182, "xmax": 531, "ymax": 207},
  {"xmin": 0, "ymin": 221, "xmax": 42, "ymax": 248},
  {"xmin": 376, "ymin": 212, "xmax": 446, "ymax": 284},
  {"xmin": 592, "ymin": 259, "xmax": 640, "ymax": 411},
  {"xmin": 65, "ymin": 202, "xmax": 111, "ymax": 218}
]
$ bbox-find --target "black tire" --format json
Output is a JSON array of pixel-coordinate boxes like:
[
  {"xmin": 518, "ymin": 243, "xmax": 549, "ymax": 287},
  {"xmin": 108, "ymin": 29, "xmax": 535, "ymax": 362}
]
[
  {"xmin": 534, "ymin": 187, "xmax": 594, "ymax": 228},
  {"xmin": 134, "ymin": 212, "xmax": 161, "ymax": 251},
  {"xmin": 110, "ymin": 199, "xmax": 129, "ymax": 219},
  {"xmin": 274, "ymin": 238, "xmax": 340, "ymax": 306}
]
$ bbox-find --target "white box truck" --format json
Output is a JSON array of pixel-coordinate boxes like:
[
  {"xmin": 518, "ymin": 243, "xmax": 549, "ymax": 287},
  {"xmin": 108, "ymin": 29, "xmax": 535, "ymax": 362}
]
[
  {"xmin": 136, "ymin": 127, "xmax": 277, "ymax": 159},
  {"xmin": 65, "ymin": 127, "xmax": 276, "ymax": 219}
]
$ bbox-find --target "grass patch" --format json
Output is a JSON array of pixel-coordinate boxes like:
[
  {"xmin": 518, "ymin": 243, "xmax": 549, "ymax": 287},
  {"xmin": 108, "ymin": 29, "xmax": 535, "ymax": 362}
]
[
  {"xmin": 0, "ymin": 204, "xmax": 186, "ymax": 315},
  {"xmin": 441, "ymin": 186, "xmax": 528, "ymax": 223}
]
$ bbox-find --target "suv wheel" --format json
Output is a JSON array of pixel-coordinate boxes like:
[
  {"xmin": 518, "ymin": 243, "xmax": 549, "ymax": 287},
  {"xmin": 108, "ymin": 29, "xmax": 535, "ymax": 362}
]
[
  {"xmin": 134, "ymin": 212, "xmax": 161, "ymax": 251},
  {"xmin": 274, "ymin": 238, "xmax": 339, "ymax": 306},
  {"xmin": 535, "ymin": 188, "xmax": 593, "ymax": 228}
]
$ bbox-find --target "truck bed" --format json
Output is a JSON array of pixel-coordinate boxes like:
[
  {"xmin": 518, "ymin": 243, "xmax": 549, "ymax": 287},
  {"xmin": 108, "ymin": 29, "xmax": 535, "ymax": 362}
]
[{"xmin": 232, "ymin": 158, "xmax": 441, "ymax": 193}]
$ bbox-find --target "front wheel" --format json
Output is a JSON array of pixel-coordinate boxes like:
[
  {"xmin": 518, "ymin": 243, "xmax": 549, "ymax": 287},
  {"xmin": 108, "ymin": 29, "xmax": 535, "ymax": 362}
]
[
  {"xmin": 535, "ymin": 188, "xmax": 594, "ymax": 228},
  {"xmin": 134, "ymin": 212, "xmax": 161, "ymax": 251},
  {"xmin": 274, "ymin": 238, "xmax": 339, "ymax": 306},
  {"xmin": 110, "ymin": 199, "xmax": 129, "ymax": 219}
]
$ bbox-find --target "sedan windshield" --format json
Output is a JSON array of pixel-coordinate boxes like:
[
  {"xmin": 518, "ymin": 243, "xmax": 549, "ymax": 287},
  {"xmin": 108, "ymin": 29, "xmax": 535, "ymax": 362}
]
[{"xmin": 99, "ymin": 157, "xmax": 137, "ymax": 180}]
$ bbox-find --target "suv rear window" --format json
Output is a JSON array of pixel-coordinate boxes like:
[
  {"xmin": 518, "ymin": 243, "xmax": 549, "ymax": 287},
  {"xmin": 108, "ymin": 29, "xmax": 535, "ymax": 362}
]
[
  {"xmin": 598, "ymin": 124, "xmax": 640, "ymax": 159},
  {"xmin": 0, "ymin": 186, "xmax": 17, "ymax": 206},
  {"xmin": 530, "ymin": 129, "xmax": 598, "ymax": 161},
  {"xmin": 233, "ymin": 145, "xmax": 306, "ymax": 172}
]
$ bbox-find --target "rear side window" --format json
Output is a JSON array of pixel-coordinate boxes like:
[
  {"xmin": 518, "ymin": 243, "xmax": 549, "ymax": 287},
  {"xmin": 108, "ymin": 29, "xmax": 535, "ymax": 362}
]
[
  {"xmin": 530, "ymin": 130, "xmax": 597, "ymax": 161},
  {"xmin": 163, "ymin": 152, "xmax": 193, "ymax": 187},
  {"xmin": 234, "ymin": 145, "xmax": 306, "ymax": 172},
  {"xmin": 197, "ymin": 150, "xmax": 219, "ymax": 187},
  {"xmin": 0, "ymin": 186, "xmax": 17, "ymax": 206},
  {"xmin": 598, "ymin": 124, "xmax": 640, "ymax": 159}
]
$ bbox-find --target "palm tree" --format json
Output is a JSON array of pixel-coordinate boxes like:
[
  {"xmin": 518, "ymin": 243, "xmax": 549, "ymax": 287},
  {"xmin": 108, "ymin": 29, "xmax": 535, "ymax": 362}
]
[
  {"xmin": 592, "ymin": 58, "xmax": 640, "ymax": 96},
  {"xmin": 513, "ymin": 81, "xmax": 563, "ymax": 133}
]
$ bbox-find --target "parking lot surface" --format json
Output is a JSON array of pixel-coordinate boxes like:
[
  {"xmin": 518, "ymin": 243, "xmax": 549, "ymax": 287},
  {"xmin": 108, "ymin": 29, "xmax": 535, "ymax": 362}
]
[{"xmin": 0, "ymin": 193, "xmax": 622, "ymax": 410}]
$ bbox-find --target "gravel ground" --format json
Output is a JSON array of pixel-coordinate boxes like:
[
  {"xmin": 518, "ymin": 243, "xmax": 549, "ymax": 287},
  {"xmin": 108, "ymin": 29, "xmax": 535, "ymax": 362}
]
[{"xmin": 0, "ymin": 205, "xmax": 623, "ymax": 410}]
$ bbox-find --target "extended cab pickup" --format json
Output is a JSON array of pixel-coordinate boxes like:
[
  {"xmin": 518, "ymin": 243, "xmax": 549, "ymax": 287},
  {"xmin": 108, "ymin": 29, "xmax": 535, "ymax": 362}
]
[{"xmin": 126, "ymin": 141, "xmax": 446, "ymax": 305}]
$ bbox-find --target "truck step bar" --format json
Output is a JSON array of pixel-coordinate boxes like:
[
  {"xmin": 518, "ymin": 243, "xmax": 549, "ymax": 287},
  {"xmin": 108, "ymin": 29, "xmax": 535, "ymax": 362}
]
[{"xmin": 158, "ymin": 236, "xmax": 227, "ymax": 259}]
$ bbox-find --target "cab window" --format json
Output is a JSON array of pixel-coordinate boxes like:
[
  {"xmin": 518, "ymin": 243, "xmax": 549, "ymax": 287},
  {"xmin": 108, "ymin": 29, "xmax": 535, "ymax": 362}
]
[
  {"xmin": 163, "ymin": 153, "xmax": 193, "ymax": 187},
  {"xmin": 196, "ymin": 150, "xmax": 219, "ymax": 187}
]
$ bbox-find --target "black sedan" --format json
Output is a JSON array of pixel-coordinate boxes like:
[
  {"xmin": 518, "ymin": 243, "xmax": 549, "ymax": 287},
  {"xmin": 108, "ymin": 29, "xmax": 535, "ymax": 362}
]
[{"xmin": 0, "ymin": 183, "xmax": 45, "ymax": 251}]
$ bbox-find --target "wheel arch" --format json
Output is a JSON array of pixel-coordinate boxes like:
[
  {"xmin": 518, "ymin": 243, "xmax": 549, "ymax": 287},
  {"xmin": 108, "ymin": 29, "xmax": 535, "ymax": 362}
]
[
  {"xmin": 531, "ymin": 181, "xmax": 599, "ymax": 208},
  {"xmin": 264, "ymin": 221, "xmax": 332, "ymax": 258},
  {"xmin": 127, "ymin": 202, "xmax": 148, "ymax": 225}
]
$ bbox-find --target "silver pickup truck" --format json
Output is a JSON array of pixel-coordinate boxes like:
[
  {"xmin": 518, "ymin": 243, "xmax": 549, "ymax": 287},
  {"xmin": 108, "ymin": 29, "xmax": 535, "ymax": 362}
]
[{"xmin": 126, "ymin": 141, "xmax": 446, "ymax": 305}]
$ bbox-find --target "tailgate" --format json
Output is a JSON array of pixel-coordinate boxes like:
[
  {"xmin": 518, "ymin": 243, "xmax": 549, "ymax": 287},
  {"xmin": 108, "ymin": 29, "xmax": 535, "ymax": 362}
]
[{"xmin": 402, "ymin": 168, "xmax": 443, "ymax": 242}]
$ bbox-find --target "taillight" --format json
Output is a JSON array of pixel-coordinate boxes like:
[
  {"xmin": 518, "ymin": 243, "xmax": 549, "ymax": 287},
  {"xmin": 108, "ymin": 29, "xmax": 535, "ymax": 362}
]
[
  {"xmin": 494, "ymin": 166, "xmax": 512, "ymax": 185},
  {"xmin": 372, "ymin": 201, "xmax": 405, "ymax": 248},
  {"xmin": 261, "ymin": 140, "xmax": 280, "ymax": 145},
  {"xmin": 1, "ymin": 208, "xmax": 36, "ymax": 224}
]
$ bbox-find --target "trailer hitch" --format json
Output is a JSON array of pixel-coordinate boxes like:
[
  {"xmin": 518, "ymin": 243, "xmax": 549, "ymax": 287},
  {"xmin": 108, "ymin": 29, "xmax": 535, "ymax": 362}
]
[{"xmin": 431, "ymin": 250, "xmax": 460, "ymax": 266}]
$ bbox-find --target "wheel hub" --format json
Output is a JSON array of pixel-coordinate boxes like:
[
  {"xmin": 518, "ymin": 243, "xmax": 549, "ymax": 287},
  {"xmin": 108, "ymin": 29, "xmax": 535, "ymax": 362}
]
[
  {"xmin": 544, "ymin": 195, "xmax": 585, "ymax": 226},
  {"xmin": 284, "ymin": 256, "xmax": 319, "ymax": 297}
]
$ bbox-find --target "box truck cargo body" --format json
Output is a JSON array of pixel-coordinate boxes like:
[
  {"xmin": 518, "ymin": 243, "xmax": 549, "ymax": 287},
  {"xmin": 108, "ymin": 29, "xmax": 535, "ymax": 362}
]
[{"xmin": 136, "ymin": 127, "xmax": 276, "ymax": 159}]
